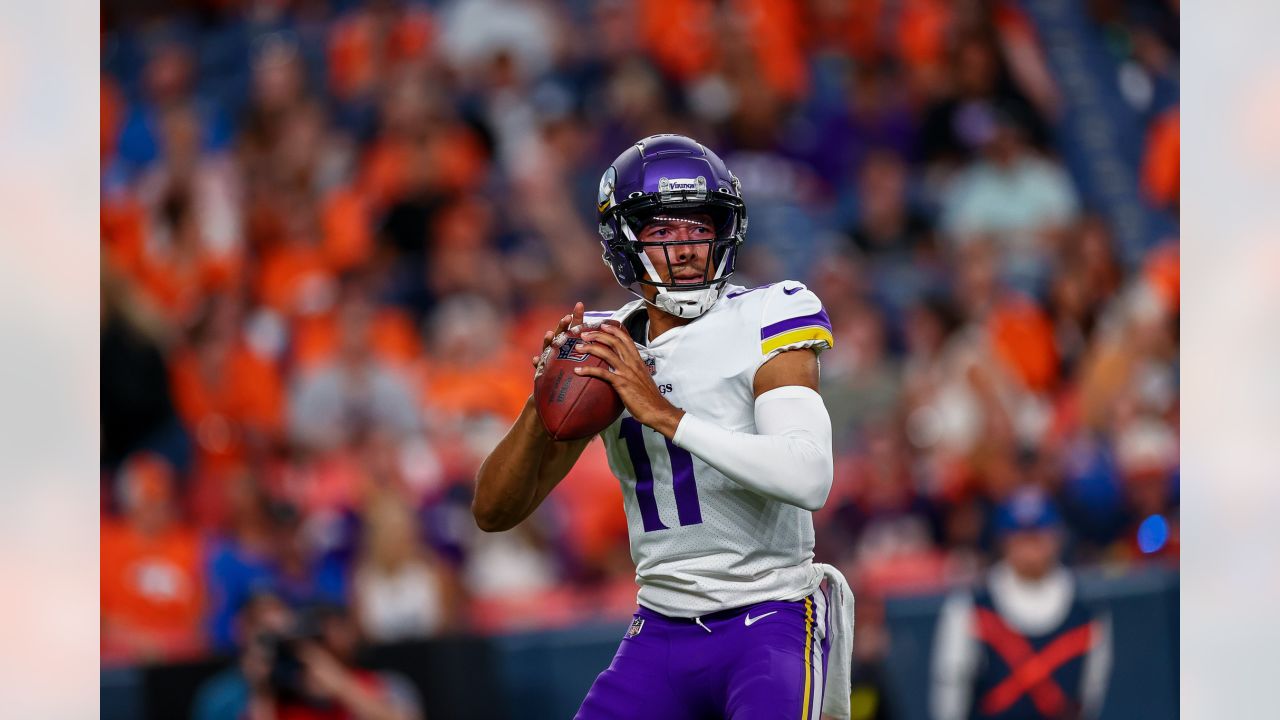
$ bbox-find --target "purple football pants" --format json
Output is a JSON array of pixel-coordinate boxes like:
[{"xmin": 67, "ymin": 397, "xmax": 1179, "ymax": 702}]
[{"xmin": 575, "ymin": 590, "xmax": 831, "ymax": 720}]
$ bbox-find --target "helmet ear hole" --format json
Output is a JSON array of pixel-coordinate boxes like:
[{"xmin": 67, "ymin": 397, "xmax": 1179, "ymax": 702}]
[{"xmin": 604, "ymin": 248, "xmax": 637, "ymax": 285}]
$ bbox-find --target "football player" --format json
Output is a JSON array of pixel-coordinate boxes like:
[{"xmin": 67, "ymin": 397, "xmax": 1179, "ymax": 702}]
[{"xmin": 474, "ymin": 134, "xmax": 854, "ymax": 720}]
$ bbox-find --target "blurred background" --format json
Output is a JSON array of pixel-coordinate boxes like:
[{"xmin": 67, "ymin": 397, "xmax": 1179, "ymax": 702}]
[{"xmin": 99, "ymin": 0, "xmax": 1179, "ymax": 718}]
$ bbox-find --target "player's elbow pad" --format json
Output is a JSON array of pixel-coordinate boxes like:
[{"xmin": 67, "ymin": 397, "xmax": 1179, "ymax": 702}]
[{"xmin": 673, "ymin": 386, "xmax": 834, "ymax": 511}]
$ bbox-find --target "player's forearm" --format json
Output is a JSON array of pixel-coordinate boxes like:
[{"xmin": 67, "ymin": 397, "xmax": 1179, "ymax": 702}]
[
  {"xmin": 475, "ymin": 396, "xmax": 591, "ymax": 531},
  {"xmin": 473, "ymin": 398, "xmax": 554, "ymax": 531},
  {"xmin": 671, "ymin": 386, "xmax": 833, "ymax": 511}
]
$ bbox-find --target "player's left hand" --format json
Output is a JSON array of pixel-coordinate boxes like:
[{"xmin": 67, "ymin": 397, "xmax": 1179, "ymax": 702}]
[{"xmin": 576, "ymin": 323, "xmax": 685, "ymax": 439}]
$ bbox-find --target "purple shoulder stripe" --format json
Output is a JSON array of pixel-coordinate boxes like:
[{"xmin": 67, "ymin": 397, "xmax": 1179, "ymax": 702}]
[{"xmin": 760, "ymin": 308, "xmax": 832, "ymax": 340}]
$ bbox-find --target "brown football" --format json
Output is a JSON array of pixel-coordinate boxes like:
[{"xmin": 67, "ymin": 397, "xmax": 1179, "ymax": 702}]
[{"xmin": 534, "ymin": 320, "xmax": 625, "ymax": 441}]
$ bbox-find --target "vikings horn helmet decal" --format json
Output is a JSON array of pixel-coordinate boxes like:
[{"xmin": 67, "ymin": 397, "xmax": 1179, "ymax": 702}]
[{"xmin": 597, "ymin": 135, "xmax": 748, "ymax": 318}]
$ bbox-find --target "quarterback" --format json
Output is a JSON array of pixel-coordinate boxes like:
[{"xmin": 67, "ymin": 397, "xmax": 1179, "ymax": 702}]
[{"xmin": 474, "ymin": 134, "xmax": 854, "ymax": 720}]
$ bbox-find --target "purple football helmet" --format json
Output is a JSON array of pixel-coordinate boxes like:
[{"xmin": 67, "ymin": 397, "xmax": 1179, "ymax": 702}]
[{"xmin": 597, "ymin": 134, "xmax": 747, "ymax": 318}]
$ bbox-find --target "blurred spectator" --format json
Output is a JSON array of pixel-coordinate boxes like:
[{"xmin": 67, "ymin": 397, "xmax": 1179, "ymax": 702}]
[
  {"xmin": 131, "ymin": 174, "xmax": 242, "ymax": 325},
  {"xmin": 941, "ymin": 107, "xmax": 1079, "ymax": 296},
  {"xmin": 1045, "ymin": 254, "xmax": 1098, "ymax": 381},
  {"xmin": 241, "ymin": 37, "xmax": 334, "ymax": 189},
  {"xmin": 115, "ymin": 38, "xmax": 233, "ymax": 176},
  {"xmin": 819, "ymin": 299, "xmax": 902, "ymax": 452},
  {"xmin": 898, "ymin": 237, "xmax": 1058, "ymax": 493},
  {"xmin": 919, "ymin": 33, "xmax": 1048, "ymax": 169},
  {"xmin": 833, "ymin": 65, "xmax": 919, "ymax": 188},
  {"xmin": 372, "ymin": 144, "xmax": 448, "ymax": 321},
  {"xmin": 288, "ymin": 285, "xmax": 423, "ymax": 451},
  {"xmin": 418, "ymin": 294, "xmax": 529, "ymax": 428},
  {"xmin": 899, "ymin": 291, "xmax": 982, "ymax": 497},
  {"xmin": 424, "ymin": 197, "xmax": 514, "ymax": 309},
  {"xmin": 328, "ymin": 0, "xmax": 437, "ymax": 108},
  {"xmin": 987, "ymin": 290, "xmax": 1058, "ymax": 395},
  {"xmin": 101, "ymin": 261, "xmax": 187, "ymax": 471},
  {"xmin": 930, "ymin": 489, "xmax": 1111, "ymax": 720},
  {"xmin": 1042, "ymin": 237, "xmax": 1115, "ymax": 393},
  {"xmin": 353, "ymin": 491, "xmax": 462, "ymax": 643},
  {"xmin": 1056, "ymin": 430, "xmax": 1127, "ymax": 560},
  {"xmin": 206, "ymin": 474, "xmax": 282, "ymax": 651},
  {"xmin": 464, "ymin": 519, "xmax": 560, "ymax": 602},
  {"xmin": 637, "ymin": 0, "xmax": 716, "ymax": 85},
  {"xmin": 849, "ymin": 149, "xmax": 931, "ymax": 260},
  {"xmin": 292, "ymin": 272, "xmax": 422, "ymax": 373},
  {"xmin": 170, "ymin": 294, "xmax": 285, "ymax": 481},
  {"xmin": 101, "ymin": 453, "xmax": 205, "ymax": 662},
  {"xmin": 508, "ymin": 115, "xmax": 610, "ymax": 301},
  {"xmin": 845, "ymin": 148, "xmax": 941, "ymax": 316},
  {"xmin": 267, "ymin": 500, "xmax": 350, "ymax": 609},
  {"xmin": 108, "ymin": 82, "xmax": 246, "ymax": 330},
  {"xmin": 441, "ymin": 0, "xmax": 554, "ymax": 87},
  {"xmin": 193, "ymin": 594, "xmax": 423, "ymax": 720},
  {"xmin": 252, "ymin": 188, "xmax": 340, "ymax": 319},
  {"xmin": 597, "ymin": 56, "xmax": 686, "ymax": 160},
  {"xmin": 194, "ymin": 592, "xmax": 291, "ymax": 720},
  {"xmin": 206, "ymin": 479, "xmax": 346, "ymax": 652},
  {"xmin": 1078, "ymin": 275, "xmax": 1177, "ymax": 434},
  {"xmin": 818, "ymin": 426, "xmax": 944, "ymax": 595},
  {"xmin": 1111, "ymin": 416, "xmax": 1180, "ymax": 562}
]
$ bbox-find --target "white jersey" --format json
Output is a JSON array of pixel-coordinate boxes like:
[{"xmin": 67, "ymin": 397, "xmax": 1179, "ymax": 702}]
[{"xmin": 588, "ymin": 280, "xmax": 835, "ymax": 617}]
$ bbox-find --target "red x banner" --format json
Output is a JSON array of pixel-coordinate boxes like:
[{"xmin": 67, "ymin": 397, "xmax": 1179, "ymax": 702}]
[{"xmin": 973, "ymin": 607, "xmax": 1095, "ymax": 717}]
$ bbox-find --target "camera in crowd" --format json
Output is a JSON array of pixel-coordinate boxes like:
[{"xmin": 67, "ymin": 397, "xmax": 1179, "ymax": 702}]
[{"xmin": 254, "ymin": 602, "xmax": 344, "ymax": 708}]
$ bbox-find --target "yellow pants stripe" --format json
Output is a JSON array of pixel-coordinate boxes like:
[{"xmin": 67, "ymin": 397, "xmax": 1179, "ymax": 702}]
[{"xmin": 801, "ymin": 596, "xmax": 814, "ymax": 720}]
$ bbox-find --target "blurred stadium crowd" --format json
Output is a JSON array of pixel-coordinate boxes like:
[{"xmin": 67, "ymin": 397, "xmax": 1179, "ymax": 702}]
[{"xmin": 100, "ymin": 0, "xmax": 1179, "ymax": 669}]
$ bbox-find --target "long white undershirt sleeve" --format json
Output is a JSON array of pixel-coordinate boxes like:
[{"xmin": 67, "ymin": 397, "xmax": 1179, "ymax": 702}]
[{"xmin": 670, "ymin": 385, "xmax": 834, "ymax": 511}]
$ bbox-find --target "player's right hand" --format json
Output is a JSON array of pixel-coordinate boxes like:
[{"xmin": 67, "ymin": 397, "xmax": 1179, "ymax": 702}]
[{"xmin": 532, "ymin": 301, "xmax": 585, "ymax": 380}]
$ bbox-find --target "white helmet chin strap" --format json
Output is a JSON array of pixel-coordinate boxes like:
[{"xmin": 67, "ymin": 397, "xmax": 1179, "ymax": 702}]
[{"xmin": 624, "ymin": 223, "xmax": 730, "ymax": 319}]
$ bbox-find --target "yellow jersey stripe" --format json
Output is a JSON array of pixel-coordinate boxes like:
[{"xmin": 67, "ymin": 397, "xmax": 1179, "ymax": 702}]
[
  {"xmin": 801, "ymin": 596, "xmax": 814, "ymax": 720},
  {"xmin": 761, "ymin": 327, "xmax": 835, "ymax": 356}
]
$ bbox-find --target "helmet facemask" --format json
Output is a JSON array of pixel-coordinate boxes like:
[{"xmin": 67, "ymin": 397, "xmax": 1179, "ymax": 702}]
[{"xmin": 602, "ymin": 196, "xmax": 745, "ymax": 318}]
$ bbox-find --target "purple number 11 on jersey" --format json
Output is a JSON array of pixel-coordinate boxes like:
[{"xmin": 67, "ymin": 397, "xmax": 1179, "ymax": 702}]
[{"xmin": 618, "ymin": 417, "xmax": 703, "ymax": 532}]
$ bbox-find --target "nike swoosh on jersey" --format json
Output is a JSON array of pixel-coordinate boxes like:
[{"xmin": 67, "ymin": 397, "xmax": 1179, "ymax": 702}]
[
  {"xmin": 783, "ymin": 285, "xmax": 803, "ymax": 295},
  {"xmin": 744, "ymin": 610, "xmax": 779, "ymax": 626}
]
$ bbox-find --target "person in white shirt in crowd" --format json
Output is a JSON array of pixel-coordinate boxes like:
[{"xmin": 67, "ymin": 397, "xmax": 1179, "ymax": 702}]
[
  {"xmin": 353, "ymin": 491, "xmax": 460, "ymax": 643},
  {"xmin": 941, "ymin": 105, "xmax": 1079, "ymax": 296}
]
